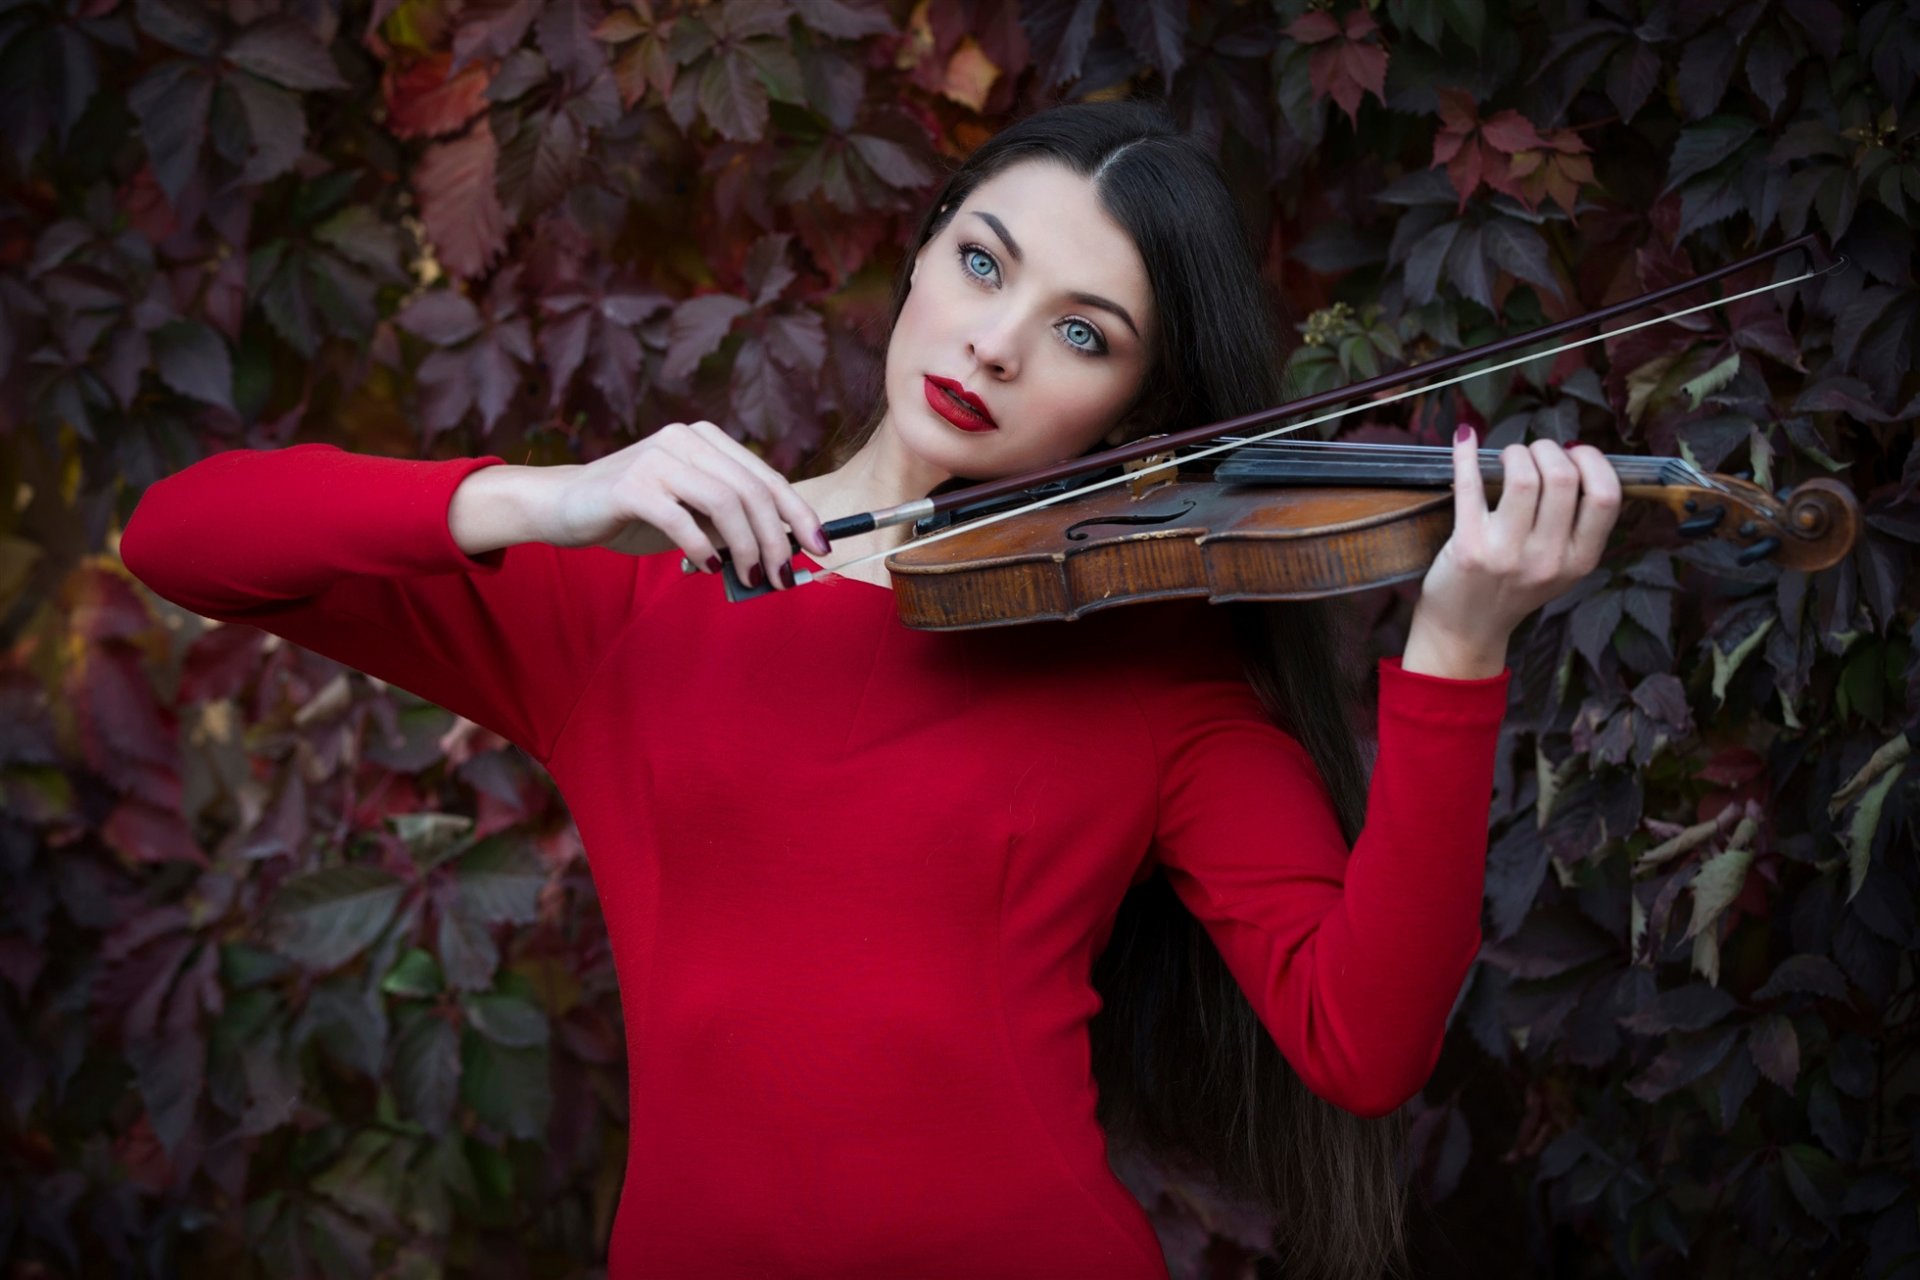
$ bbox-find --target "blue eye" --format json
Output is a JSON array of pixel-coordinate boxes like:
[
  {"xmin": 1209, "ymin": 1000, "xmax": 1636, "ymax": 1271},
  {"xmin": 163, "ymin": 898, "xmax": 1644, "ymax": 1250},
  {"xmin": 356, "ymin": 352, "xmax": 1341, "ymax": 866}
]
[
  {"xmin": 954, "ymin": 242, "xmax": 1109, "ymax": 358},
  {"xmin": 1062, "ymin": 319, "xmax": 1098, "ymax": 350}
]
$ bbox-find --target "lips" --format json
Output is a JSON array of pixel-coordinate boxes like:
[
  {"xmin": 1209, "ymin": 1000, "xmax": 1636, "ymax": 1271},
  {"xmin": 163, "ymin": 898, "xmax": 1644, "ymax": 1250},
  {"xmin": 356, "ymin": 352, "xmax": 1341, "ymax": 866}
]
[{"xmin": 924, "ymin": 375, "xmax": 997, "ymax": 431}]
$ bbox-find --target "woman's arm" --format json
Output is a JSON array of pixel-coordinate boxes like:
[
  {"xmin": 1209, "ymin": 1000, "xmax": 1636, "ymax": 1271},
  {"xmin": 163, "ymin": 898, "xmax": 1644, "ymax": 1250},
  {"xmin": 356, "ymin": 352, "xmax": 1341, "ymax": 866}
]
[
  {"xmin": 446, "ymin": 461, "xmax": 576, "ymax": 557},
  {"xmin": 1131, "ymin": 628, "xmax": 1509, "ymax": 1119},
  {"xmin": 119, "ymin": 443, "xmax": 657, "ymax": 764}
]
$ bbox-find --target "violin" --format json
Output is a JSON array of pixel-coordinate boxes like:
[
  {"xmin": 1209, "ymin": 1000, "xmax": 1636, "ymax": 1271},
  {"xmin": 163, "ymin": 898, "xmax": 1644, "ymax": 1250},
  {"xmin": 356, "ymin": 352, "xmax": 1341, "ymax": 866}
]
[
  {"xmin": 879, "ymin": 449, "xmax": 1858, "ymax": 631},
  {"xmin": 702, "ymin": 234, "xmax": 1861, "ymax": 630}
]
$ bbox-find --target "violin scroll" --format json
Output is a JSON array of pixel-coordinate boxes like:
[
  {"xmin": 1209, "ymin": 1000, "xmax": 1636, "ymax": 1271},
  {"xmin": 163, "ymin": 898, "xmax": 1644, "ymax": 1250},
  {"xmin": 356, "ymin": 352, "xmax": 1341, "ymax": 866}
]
[{"xmin": 1639, "ymin": 475, "xmax": 1859, "ymax": 572}]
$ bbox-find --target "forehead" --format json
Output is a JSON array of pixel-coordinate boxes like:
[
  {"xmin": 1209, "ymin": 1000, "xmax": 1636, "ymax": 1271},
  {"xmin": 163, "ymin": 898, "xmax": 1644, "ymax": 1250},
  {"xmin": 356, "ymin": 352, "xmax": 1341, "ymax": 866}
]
[{"xmin": 955, "ymin": 161, "xmax": 1151, "ymax": 315}]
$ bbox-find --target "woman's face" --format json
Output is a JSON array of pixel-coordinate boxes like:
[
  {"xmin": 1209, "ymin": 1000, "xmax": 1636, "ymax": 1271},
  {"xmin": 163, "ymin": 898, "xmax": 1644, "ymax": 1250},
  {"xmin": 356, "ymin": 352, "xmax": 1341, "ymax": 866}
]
[{"xmin": 881, "ymin": 159, "xmax": 1157, "ymax": 479}]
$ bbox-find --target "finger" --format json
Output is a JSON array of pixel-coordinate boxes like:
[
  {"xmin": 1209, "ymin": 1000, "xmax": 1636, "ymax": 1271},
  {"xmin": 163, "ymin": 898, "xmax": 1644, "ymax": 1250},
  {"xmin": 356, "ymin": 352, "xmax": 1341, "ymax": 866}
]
[
  {"xmin": 1526, "ymin": 439, "xmax": 1582, "ymax": 559},
  {"xmin": 678, "ymin": 439, "xmax": 800, "ymax": 588},
  {"xmin": 690, "ymin": 421, "xmax": 829, "ymax": 555},
  {"xmin": 1489, "ymin": 442, "xmax": 1541, "ymax": 546},
  {"xmin": 1567, "ymin": 444, "xmax": 1623, "ymax": 568},
  {"xmin": 628, "ymin": 486, "xmax": 720, "ymax": 571},
  {"xmin": 658, "ymin": 459, "xmax": 767, "ymax": 586},
  {"xmin": 1450, "ymin": 423, "xmax": 1489, "ymax": 551}
]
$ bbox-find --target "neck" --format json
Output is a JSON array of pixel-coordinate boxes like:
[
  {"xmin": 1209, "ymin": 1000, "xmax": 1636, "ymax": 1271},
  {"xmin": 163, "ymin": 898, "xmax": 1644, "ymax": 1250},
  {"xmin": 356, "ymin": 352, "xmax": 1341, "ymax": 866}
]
[{"xmin": 798, "ymin": 414, "xmax": 954, "ymax": 555}]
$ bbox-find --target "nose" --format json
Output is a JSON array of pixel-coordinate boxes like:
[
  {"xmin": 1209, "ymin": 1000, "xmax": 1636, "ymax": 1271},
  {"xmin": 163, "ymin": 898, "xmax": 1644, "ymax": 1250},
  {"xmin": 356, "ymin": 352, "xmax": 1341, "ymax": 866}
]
[{"xmin": 966, "ymin": 305, "xmax": 1023, "ymax": 380}]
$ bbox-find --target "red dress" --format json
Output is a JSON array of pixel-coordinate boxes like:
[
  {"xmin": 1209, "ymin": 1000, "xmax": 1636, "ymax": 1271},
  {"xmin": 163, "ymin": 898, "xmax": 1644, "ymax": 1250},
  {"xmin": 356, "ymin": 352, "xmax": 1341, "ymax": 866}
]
[{"xmin": 120, "ymin": 444, "xmax": 1511, "ymax": 1279}]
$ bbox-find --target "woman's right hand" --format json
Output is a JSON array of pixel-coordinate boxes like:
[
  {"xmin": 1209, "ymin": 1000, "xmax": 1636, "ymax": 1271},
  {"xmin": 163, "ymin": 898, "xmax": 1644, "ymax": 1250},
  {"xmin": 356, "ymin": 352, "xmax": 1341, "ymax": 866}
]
[{"xmin": 544, "ymin": 421, "xmax": 829, "ymax": 588}]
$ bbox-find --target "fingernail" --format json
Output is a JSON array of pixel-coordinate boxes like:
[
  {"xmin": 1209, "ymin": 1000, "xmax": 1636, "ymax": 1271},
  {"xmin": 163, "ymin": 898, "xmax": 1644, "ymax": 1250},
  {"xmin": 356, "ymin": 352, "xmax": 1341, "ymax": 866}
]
[
  {"xmin": 1455, "ymin": 424, "xmax": 1473, "ymax": 444},
  {"xmin": 779, "ymin": 561, "xmax": 795, "ymax": 589},
  {"xmin": 706, "ymin": 555, "xmax": 722, "ymax": 573},
  {"xmin": 747, "ymin": 563, "xmax": 764, "ymax": 588},
  {"xmin": 810, "ymin": 528, "xmax": 831, "ymax": 555}
]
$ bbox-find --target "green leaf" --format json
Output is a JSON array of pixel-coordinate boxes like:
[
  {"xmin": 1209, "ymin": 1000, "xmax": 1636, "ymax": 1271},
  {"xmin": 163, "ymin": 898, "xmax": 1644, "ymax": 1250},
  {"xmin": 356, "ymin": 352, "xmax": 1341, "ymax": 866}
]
[
  {"xmin": 390, "ymin": 812, "xmax": 475, "ymax": 871},
  {"xmin": 1663, "ymin": 116, "xmax": 1758, "ymax": 193},
  {"xmin": 1843, "ymin": 763, "xmax": 1902, "ymax": 901},
  {"xmin": 1482, "ymin": 218, "xmax": 1562, "ymax": 301},
  {"xmin": 152, "ymin": 320, "xmax": 234, "ymax": 411},
  {"xmin": 392, "ymin": 1006, "xmax": 461, "ymax": 1134},
  {"xmin": 1711, "ymin": 615, "xmax": 1773, "ymax": 705},
  {"xmin": 270, "ymin": 866, "xmax": 406, "ymax": 970},
  {"xmin": 383, "ymin": 948, "xmax": 444, "ymax": 999},
  {"xmin": 453, "ymin": 837, "xmax": 546, "ymax": 925},
  {"xmin": 1404, "ymin": 221, "xmax": 1460, "ymax": 305},
  {"xmin": 1437, "ymin": 0, "xmax": 1484, "ymax": 48},
  {"xmin": 460, "ymin": 1030, "xmax": 550, "ymax": 1140},
  {"xmin": 462, "ymin": 992, "xmax": 549, "ymax": 1047},
  {"xmin": 1681, "ymin": 352, "xmax": 1741, "ymax": 409},
  {"xmin": 1747, "ymin": 1012, "xmax": 1800, "ymax": 1090},
  {"xmin": 226, "ymin": 20, "xmax": 348, "ymax": 91},
  {"xmin": 1780, "ymin": 1143, "xmax": 1842, "ymax": 1230},
  {"xmin": 437, "ymin": 905, "xmax": 499, "ymax": 991},
  {"xmin": 1684, "ymin": 840, "xmax": 1754, "ymax": 943}
]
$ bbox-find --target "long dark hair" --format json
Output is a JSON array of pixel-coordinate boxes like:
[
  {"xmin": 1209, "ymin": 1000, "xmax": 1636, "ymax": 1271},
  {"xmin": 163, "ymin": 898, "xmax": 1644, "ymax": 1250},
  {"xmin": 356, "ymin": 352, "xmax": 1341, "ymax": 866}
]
[{"xmin": 812, "ymin": 98, "xmax": 1408, "ymax": 1280}]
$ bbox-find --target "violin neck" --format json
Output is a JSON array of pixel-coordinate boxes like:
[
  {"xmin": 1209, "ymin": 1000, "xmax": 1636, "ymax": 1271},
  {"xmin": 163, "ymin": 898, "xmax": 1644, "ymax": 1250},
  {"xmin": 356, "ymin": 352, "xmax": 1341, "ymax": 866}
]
[{"xmin": 1210, "ymin": 442, "xmax": 1705, "ymax": 489}]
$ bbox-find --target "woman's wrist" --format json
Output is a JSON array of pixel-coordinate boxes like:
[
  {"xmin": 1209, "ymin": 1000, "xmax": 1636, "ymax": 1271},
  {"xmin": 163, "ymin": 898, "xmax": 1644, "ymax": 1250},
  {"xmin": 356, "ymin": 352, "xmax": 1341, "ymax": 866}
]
[
  {"xmin": 1401, "ymin": 612, "xmax": 1509, "ymax": 681},
  {"xmin": 448, "ymin": 463, "xmax": 577, "ymax": 556}
]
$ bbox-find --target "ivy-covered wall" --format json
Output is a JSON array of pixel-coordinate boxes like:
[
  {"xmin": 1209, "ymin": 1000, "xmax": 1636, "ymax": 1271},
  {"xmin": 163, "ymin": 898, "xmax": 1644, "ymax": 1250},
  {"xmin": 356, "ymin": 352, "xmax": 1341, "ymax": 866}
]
[{"xmin": 1, "ymin": 0, "xmax": 1915, "ymax": 1275}]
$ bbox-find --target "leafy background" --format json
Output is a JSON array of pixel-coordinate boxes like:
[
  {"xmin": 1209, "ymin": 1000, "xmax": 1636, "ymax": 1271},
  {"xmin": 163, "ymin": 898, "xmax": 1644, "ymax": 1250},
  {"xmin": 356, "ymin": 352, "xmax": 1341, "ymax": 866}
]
[{"xmin": 2, "ymin": 0, "xmax": 1917, "ymax": 1274}]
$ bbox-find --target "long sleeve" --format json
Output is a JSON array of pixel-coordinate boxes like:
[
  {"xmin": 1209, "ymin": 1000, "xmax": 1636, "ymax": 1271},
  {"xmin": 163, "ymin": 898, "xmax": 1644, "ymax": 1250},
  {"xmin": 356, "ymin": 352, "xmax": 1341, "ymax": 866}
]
[
  {"xmin": 1129, "ymin": 618, "xmax": 1510, "ymax": 1119},
  {"xmin": 119, "ymin": 442, "xmax": 662, "ymax": 764}
]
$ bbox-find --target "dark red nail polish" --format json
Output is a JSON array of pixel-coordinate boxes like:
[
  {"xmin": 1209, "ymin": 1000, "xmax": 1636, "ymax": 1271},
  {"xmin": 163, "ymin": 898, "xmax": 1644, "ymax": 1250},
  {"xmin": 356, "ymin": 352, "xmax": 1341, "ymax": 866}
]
[
  {"xmin": 747, "ymin": 563, "xmax": 764, "ymax": 588},
  {"xmin": 1455, "ymin": 424, "xmax": 1473, "ymax": 444},
  {"xmin": 779, "ymin": 562, "xmax": 795, "ymax": 589},
  {"xmin": 706, "ymin": 555, "xmax": 722, "ymax": 573}
]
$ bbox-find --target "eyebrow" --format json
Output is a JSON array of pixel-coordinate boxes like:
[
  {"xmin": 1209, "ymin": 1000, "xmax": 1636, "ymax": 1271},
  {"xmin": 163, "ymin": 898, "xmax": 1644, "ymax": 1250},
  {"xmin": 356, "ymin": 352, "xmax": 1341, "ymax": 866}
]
[{"xmin": 972, "ymin": 211, "xmax": 1142, "ymax": 340}]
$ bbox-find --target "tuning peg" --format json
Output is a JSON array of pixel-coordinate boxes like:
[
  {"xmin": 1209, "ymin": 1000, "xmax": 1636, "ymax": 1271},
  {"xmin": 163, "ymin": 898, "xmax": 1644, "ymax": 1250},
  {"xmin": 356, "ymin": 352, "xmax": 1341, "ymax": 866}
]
[
  {"xmin": 1735, "ymin": 536, "xmax": 1782, "ymax": 565},
  {"xmin": 1679, "ymin": 505, "xmax": 1726, "ymax": 536}
]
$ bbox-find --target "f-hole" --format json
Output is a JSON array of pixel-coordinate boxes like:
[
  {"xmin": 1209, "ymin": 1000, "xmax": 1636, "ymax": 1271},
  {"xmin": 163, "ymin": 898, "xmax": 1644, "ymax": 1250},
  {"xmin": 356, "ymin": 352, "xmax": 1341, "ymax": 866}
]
[{"xmin": 1065, "ymin": 500, "xmax": 1197, "ymax": 542}]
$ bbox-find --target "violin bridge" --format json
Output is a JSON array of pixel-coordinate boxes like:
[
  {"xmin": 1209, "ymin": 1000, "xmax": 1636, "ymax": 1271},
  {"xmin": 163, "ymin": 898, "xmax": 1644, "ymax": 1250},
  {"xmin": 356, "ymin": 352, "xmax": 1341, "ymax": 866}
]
[{"xmin": 1124, "ymin": 444, "xmax": 1177, "ymax": 501}]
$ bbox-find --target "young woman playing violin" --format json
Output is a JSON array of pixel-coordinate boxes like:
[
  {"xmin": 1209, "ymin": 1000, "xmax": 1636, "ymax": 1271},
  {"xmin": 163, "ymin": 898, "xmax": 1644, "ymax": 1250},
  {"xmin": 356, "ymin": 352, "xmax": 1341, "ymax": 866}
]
[{"xmin": 121, "ymin": 99, "xmax": 1620, "ymax": 1280}]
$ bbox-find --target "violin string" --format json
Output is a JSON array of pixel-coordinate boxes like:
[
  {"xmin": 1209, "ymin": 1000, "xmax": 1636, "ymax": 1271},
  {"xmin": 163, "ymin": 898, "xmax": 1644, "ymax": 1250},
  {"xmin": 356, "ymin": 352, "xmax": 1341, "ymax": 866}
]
[
  {"xmin": 1221, "ymin": 441, "xmax": 1708, "ymax": 485},
  {"xmin": 807, "ymin": 263, "xmax": 1822, "ymax": 581}
]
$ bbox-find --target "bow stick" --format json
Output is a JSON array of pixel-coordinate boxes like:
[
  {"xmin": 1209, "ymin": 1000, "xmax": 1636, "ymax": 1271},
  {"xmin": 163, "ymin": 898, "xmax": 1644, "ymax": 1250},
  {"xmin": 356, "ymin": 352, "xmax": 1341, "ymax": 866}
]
[{"xmin": 693, "ymin": 233, "xmax": 1842, "ymax": 599}]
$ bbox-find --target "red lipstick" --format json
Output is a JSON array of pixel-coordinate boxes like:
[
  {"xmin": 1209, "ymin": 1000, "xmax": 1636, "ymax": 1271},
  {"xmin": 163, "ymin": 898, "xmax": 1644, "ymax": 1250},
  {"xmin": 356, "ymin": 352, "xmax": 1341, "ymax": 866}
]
[{"xmin": 924, "ymin": 375, "xmax": 997, "ymax": 431}]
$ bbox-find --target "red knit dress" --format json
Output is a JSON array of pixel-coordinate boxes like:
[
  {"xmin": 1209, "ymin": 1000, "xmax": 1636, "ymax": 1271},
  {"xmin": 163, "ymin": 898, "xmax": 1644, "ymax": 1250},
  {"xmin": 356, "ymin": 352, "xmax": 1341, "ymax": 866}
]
[{"xmin": 120, "ymin": 444, "xmax": 1512, "ymax": 1279}]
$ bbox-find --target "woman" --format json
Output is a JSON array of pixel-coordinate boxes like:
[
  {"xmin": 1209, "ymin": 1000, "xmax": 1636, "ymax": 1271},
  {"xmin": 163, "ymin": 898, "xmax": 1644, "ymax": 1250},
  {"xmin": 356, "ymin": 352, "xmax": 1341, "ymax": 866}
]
[{"xmin": 120, "ymin": 99, "xmax": 1619, "ymax": 1279}]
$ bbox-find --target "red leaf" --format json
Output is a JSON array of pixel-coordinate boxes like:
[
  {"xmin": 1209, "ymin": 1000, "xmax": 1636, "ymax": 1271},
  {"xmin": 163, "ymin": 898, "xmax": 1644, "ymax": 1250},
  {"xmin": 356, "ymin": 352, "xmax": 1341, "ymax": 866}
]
[
  {"xmin": 1432, "ymin": 124, "xmax": 1468, "ymax": 166},
  {"xmin": 788, "ymin": 197, "xmax": 888, "ymax": 286},
  {"xmin": 1435, "ymin": 87, "xmax": 1478, "ymax": 132},
  {"xmin": 536, "ymin": 0, "xmax": 607, "ymax": 83},
  {"xmin": 1284, "ymin": 10, "xmax": 1341, "ymax": 43},
  {"xmin": 662, "ymin": 292, "xmax": 751, "ymax": 383},
  {"xmin": 1480, "ymin": 140, "xmax": 1531, "ymax": 205},
  {"xmin": 104, "ymin": 798, "xmax": 207, "ymax": 866},
  {"xmin": 1481, "ymin": 108, "xmax": 1545, "ymax": 153},
  {"xmin": 1341, "ymin": 7, "xmax": 1379, "ymax": 40},
  {"xmin": 385, "ymin": 53, "xmax": 491, "ymax": 140},
  {"xmin": 453, "ymin": 0, "xmax": 542, "ymax": 68},
  {"xmin": 1445, "ymin": 134, "xmax": 1488, "ymax": 209},
  {"xmin": 415, "ymin": 117, "xmax": 508, "ymax": 279},
  {"xmin": 396, "ymin": 289, "xmax": 483, "ymax": 345},
  {"xmin": 178, "ymin": 624, "xmax": 267, "ymax": 702},
  {"xmin": 1697, "ymin": 746, "xmax": 1765, "ymax": 787},
  {"xmin": 1338, "ymin": 39, "xmax": 1387, "ymax": 101}
]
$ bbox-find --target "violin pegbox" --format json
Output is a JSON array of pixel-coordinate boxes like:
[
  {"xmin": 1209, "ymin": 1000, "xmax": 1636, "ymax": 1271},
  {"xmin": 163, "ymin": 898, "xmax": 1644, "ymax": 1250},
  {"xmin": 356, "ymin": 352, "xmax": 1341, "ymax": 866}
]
[{"xmin": 1651, "ymin": 476, "xmax": 1859, "ymax": 572}]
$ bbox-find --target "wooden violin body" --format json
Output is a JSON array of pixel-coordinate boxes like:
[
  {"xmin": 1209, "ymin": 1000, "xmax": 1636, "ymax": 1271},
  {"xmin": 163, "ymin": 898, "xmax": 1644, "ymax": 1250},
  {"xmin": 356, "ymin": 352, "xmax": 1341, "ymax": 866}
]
[{"xmin": 882, "ymin": 462, "xmax": 1861, "ymax": 632}]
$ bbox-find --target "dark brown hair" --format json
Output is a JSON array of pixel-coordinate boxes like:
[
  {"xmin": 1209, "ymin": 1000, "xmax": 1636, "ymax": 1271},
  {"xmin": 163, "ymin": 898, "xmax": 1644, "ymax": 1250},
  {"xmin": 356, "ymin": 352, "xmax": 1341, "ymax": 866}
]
[{"xmin": 814, "ymin": 98, "xmax": 1408, "ymax": 1279}]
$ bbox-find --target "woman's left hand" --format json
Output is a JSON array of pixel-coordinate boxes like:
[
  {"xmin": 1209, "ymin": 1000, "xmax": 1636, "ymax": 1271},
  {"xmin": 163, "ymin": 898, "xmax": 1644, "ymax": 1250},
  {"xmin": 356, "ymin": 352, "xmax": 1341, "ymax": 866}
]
[{"xmin": 1402, "ymin": 425, "xmax": 1624, "ymax": 679}]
